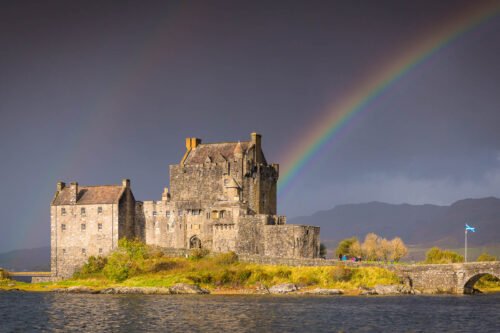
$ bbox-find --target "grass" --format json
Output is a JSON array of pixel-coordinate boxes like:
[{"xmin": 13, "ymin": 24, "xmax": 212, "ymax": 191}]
[{"xmin": 0, "ymin": 252, "xmax": 402, "ymax": 294}]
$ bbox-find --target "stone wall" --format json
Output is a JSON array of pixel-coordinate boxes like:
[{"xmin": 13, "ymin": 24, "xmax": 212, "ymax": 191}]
[
  {"xmin": 263, "ymin": 225, "xmax": 320, "ymax": 258},
  {"xmin": 51, "ymin": 203, "xmax": 119, "ymax": 277}
]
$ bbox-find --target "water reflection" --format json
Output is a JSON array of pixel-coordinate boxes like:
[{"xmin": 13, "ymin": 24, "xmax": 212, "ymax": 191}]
[{"xmin": 0, "ymin": 292, "xmax": 499, "ymax": 332}]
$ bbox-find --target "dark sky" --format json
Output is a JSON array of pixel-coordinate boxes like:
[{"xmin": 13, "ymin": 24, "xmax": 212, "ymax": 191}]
[{"xmin": 1, "ymin": 0, "xmax": 499, "ymax": 252}]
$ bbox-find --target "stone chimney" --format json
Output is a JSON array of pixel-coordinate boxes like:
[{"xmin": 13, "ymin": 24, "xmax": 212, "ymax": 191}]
[
  {"xmin": 181, "ymin": 137, "xmax": 202, "ymax": 165},
  {"xmin": 70, "ymin": 182, "xmax": 78, "ymax": 204},
  {"xmin": 161, "ymin": 187, "xmax": 170, "ymax": 201},
  {"xmin": 57, "ymin": 181, "xmax": 66, "ymax": 192},
  {"xmin": 251, "ymin": 132, "xmax": 262, "ymax": 163},
  {"xmin": 122, "ymin": 179, "xmax": 130, "ymax": 188}
]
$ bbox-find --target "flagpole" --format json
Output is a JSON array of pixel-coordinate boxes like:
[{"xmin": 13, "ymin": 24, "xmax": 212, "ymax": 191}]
[{"xmin": 465, "ymin": 228, "xmax": 468, "ymax": 263}]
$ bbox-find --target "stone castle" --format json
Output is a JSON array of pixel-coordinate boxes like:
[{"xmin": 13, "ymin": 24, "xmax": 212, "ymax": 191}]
[{"xmin": 50, "ymin": 133, "xmax": 320, "ymax": 277}]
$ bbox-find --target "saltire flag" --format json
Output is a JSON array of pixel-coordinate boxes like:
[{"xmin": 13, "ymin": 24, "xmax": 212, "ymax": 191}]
[{"xmin": 465, "ymin": 224, "xmax": 476, "ymax": 232}]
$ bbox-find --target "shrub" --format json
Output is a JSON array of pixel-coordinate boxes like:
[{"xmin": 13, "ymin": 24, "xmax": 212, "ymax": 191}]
[
  {"xmin": 103, "ymin": 251, "xmax": 131, "ymax": 282},
  {"xmin": 276, "ymin": 268, "xmax": 292, "ymax": 279},
  {"xmin": 189, "ymin": 248, "xmax": 210, "ymax": 260},
  {"xmin": 476, "ymin": 253, "xmax": 497, "ymax": 262},
  {"xmin": 425, "ymin": 247, "xmax": 464, "ymax": 264},
  {"xmin": 319, "ymin": 243, "xmax": 328, "ymax": 257},
  {"xmin": 79, "ymin": 256, "xmax": 107, "ymax": 275},
  {"xmin": 331, "ymin": 266, "xmax": 353, "ymax": 282},
  {"xmin": 213, "ymin": 252, "xmax": 238, "ymax": 265}
]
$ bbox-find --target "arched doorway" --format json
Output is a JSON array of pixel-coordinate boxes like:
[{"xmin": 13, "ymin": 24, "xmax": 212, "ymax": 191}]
[
  {"xmin": 463, "ymin": 273, "xmax": 499, "ymax": 294},
  {"xmin": 190, "ymin": 236, "xmax": 202, "ymax": 249}
]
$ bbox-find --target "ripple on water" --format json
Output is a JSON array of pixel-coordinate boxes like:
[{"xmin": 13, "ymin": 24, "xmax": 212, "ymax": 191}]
[{"xmin": 0, "ymin": 292, "xmax": 499, "ymax": 333}]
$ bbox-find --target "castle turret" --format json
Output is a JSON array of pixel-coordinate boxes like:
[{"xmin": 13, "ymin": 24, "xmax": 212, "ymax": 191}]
[{"xmin": 251, "ymin": 132, "xmax": 262, "ymax": 164}]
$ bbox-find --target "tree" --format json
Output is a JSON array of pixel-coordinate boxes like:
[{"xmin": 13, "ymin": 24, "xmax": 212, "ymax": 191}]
[
  {"xmin": 379, "ymin": 238, "xmax": 392, "ymax": 262},
  {"xmin": 362, "ymin": 233, "xmax": 380, "ymax": 261},
  {"xmin": 390, "ymin": 237, "xmax": 408, "ymax": 262},
  {"xmin": 319, "ymin": 243, "xmax": 328, "ymax": 258},
  {"xmin": 425, "ymin": 247, "xmax": 464, "ymax": 264},
  {"xmin": 476, "ymin": 252, "xmax": 497, "ymax": 262},
  {"xmin": 350, "ymin": 239, "xmax": 362, "ymax": 258},
  {"xmin": 335, "ymin": 237, "xmax": 359, "ymax": 257}
]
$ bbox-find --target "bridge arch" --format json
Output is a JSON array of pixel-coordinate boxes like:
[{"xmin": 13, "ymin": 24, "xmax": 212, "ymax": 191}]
[{"xmin": 463, "ymin": 272, "xmax": 499, "ymax": 294}]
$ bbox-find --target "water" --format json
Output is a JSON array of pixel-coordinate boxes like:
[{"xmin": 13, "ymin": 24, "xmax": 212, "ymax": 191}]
[{"xmin": 0, "ymin": 292, "xmax": 499, "ymax": 333}]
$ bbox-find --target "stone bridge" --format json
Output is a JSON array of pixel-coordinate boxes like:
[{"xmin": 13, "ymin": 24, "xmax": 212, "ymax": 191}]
[{"xmin": 392, "ymin": 261, "xmax": 500, "ymax": 294}]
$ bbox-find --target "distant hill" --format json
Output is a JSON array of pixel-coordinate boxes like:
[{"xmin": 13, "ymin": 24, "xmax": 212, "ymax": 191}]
[
  {"xmin": 0, "ymin": 246, "xmax": 50, "ymax": 271},
  {"xmin": 289, "ymin": 197, "xmax": 500, "ymax": 248}
]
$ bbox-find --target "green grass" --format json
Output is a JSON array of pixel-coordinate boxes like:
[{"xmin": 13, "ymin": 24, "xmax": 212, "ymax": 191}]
[{"xmin": 0, "ymin": 251, "xmax": 402, "ymax": 293}]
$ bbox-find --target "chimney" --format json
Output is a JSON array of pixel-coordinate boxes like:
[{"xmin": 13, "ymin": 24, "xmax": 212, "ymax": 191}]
[
  {"xmin": 191, "ymin": 137, "xmax": 201, "ymax": 149},
  {"xmin": 122, "ymin": 179, "xmax": 130, "ymax": 188},
  {"xmin": 251, "ymin": 132, "xmax": 262, "ymax": 163},
  {"xmin": 57, "ymin": 181, "xmax": 66, "ymax": 192},
  {"xmin": 70, "ymin": 182, "xmax": 78, "ymax": 204}
]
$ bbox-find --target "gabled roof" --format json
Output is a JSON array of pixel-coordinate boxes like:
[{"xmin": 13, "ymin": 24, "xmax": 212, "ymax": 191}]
[
  {"xmin": 52, "ymin": 185, "xmax": 125, "ymax": 205},
  {"xmin": 183, "ymin": 141, "xmax": 251, "ymax": 165}
]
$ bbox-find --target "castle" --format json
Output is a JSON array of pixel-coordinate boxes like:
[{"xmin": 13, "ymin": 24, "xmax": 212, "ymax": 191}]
[{"xmin": 50, "ymin": 133, "xmax": 320, "ymax": 277}]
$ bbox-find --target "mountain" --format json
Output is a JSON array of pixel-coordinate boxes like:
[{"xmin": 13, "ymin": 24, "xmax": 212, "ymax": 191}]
[
  {"xmin": 289, "ymin": 197, "xmax": 500, "ymax": 248},
  {"xmin": 0, "ymin": 246, "xmax": 50, "ymax": 271}
]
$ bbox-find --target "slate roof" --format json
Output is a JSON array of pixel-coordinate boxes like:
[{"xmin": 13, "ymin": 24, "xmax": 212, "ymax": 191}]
[
  {"xmin": 52, "ymin": 185, "xmax": 125, "ymax": 205},
  {"xmin": 184, "ymin": 142, "xmax": 251, "ymax": 165}
]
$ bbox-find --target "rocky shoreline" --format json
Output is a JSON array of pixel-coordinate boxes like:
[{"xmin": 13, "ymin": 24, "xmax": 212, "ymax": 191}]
[{"xmin": 1, "ymin": 283, "xmax": 426, "ymax": 296}]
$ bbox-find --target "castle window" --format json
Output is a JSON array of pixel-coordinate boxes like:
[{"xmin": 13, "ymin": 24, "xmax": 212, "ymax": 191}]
[
  {"xmin": 99, "ymin": 248, "xmax": 103, "ymax": 254},
  {"xmin": 82, "ymin": 248, "xmax": 86, "ymax": 255},
  {"xmin": 81, "ymin": 224, "xmax": 86, "ymax": 231},
  {"xmin": 224, "ymin": 179, "xmax": 229, "ymax": 186},
  {"xmin": 81, "ymin": 208, "xmax": 86, "ymax": 216},
  {"xmin": 153, "ymin": 211, "xmax": 157, "ymax": 217},
  {"xmin": 98, "ymin": 223, "xmax": 103, "ymax": 231},
  {"xmin": 219, "ymin": 211, "xmax": 225, "ymax": 218},
  {"xmin": 62, "ymin": 249, "xmax": 66, "ymax": 254},
  {"xmin": 166, "ymin": 211, "xmax": 170, "ymax": 217},
  {"xmin": 166, "ymin": 224, "xmax": 169, "ymax": 230},
  {"xmin": 206, "ymin": 212, "xmax": 210, "ymax": 219},
  {"xmin": 98, "ymin": 207, "xmax": 103, "ymax": 214},
  {"xmin": 61, "ymin": 208, "xmax": 66, "ymax": 216},
  {"xmin": 192, "ymin": 210, "xmax": 200, "ymax": 216},
  {"xmin": 61, "ymin": 224, "xmax": 66, "ymax": 231},
  {"xmin": 178, "ymin": 210, "xmax": 182, "ymax": 216}
]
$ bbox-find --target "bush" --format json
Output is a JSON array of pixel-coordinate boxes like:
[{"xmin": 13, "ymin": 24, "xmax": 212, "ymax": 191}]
[
  {"xmin": 424, "ymin": 247, "xmax": 464, "ymax": 264},
  {"xmin": 213, "ymin": 252, "xmax": 238, "ymax": 265},
  {"xmin": 331, "ymin": 266, "xmax": 353, "ymax": 282},
  {"xmin": 476, "ymin": 253, "xmax": 497, "ymax": 262},
  {"xmin": 103, "ymin": 251, "xmax": 132, "ymax": 282},
  {"xmin": 319, "ymin": 243, "xmax": 327, "ymax": 257},
  {"xmin": 189, "ymin": 248, "xmax": 210, "ymax": 260},
  {"xmin": 79, "ymin": 256, "xmax": 107, "ymax": 275}
]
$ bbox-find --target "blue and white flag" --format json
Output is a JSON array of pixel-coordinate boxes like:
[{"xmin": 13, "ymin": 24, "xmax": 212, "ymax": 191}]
[{"xmin": 465, "ymin": 224, "xmax": 476, "ymax": 232}]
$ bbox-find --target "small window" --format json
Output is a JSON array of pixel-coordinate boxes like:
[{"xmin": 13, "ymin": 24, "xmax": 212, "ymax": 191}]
[
  {"xmin": 98, "ymin": 207, "xmax": 103, "ymax": 214},
  {"xmin": 62, "ymin": 248, "xmax": 66, "ymax": 254},
  {"xmin": 81, "ymin": 224, "xmax": 86, "ymax": 231},
  {"xmin": 166, "ymin": 211, "xmax": 170, "ymax": 217},
  {"xmin": 220, "ymin": 211, "xmax": 225, "ymax": 218},
  {"xmin": 61, "ymin": 208, "xmax": 66, "ymax": 216},
  {"xmin": 153, "ymin": 211, "xmax": 157, "ymax": 217},
  {"xmin": 192, "ymin": 210, "xmax": 200, "ymax": 216},
  {"xmin": 178, "ymin": 210, "xmax": 182, "ymax": 216},
  {"xmin": 61, "ymin": 224, "xmax": 66, "ymax": 231},
  {"xmin": 99, "ymin": 248, "xmax": 103, "ymax": 254},
  {"xmin": 206, "ymin": 212, "xmax": 210, "ymax": 219},
  {"xmin": 98, "ymin": 223, "xmax": 103, "ymax": 231},
  {"xmin": 167, "ymin": 224, "xmax": 169, "ymax": 230},
  {"xmin": 81, "ymin": 208, "xmax": 86, "ymax": 216},
  {"xmin": 82, "ymin": 248, "xmax": 86, "ymax": 255}
]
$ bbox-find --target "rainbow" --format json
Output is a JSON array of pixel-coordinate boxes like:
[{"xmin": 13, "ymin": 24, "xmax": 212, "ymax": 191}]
[{"xmin": 278, "ymin": 1, "xmax": 500, "ymax": 195}]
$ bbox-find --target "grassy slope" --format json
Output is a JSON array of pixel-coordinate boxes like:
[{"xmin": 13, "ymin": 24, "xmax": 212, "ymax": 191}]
[{"xmin": 0, "ymin": 254, "xmax": 401, "ymax": 294}]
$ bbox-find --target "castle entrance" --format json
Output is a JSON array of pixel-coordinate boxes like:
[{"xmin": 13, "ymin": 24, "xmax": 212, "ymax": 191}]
[{"xmin": 190, "ymin": 236, "xmax": 202, "ymax": 249}]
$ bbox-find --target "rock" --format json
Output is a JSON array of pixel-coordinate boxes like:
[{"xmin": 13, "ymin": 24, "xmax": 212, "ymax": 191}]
[
  {"xmin": 52, "ymin": 286, "xmax": 97, "ymax": 294},
  {"xmin": 169, "ymin": 283, "xmax": 210, "ymax": 294},
  {"xmin": 373, "ymin": 285, "xmax": 401, "ymax": 295},
  {"xmin": 99, "ymin": 287, "xmax": 171, "ymax": 294},
  {"xmin": 255, "ymin": 283, "xmax": 270, "ymax": 294},
  {"xmin": 302, "ymin": 288, "xmax": 343, "ymax": 295},
  {"xmin": 360, "ymin": 289, "xmax": 377, "ymax": 295},
  {"xmin": 268, "ymin": 283, "xmax": 298, "ymax": 294}
]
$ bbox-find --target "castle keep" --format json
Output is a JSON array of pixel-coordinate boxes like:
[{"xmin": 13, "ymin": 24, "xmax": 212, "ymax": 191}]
[{"xmin": 51, "ymin": 133, "xmax": 320, "ymax": 277}]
